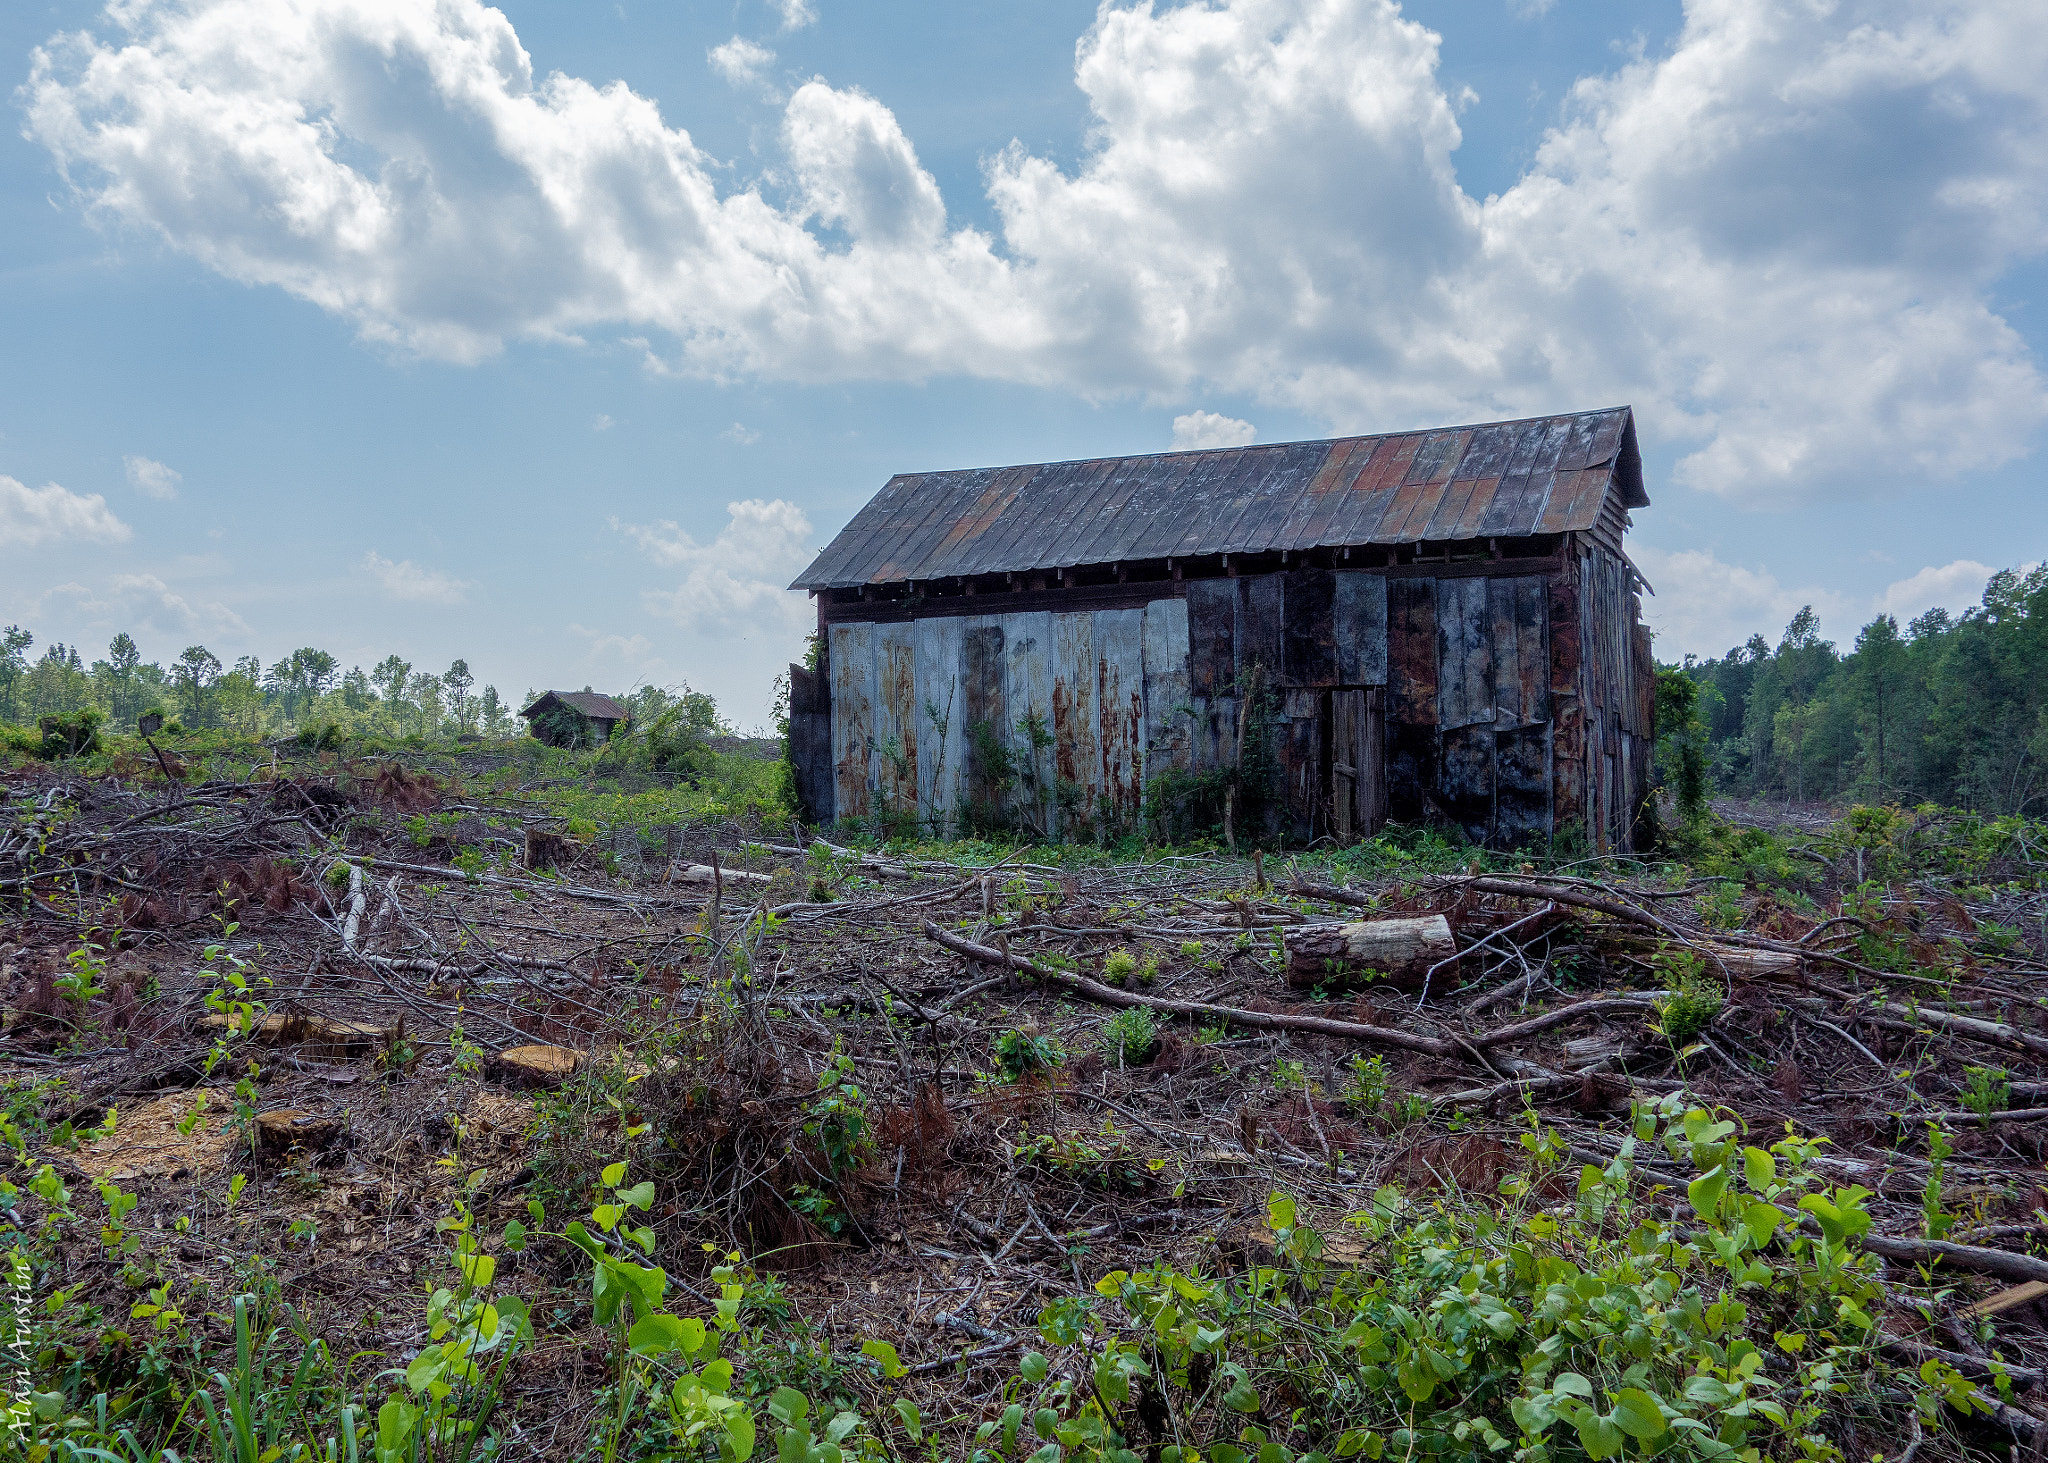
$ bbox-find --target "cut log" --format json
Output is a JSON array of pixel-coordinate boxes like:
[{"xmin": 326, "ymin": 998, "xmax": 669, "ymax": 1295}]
[
  {"xmin": 199, "ymin": 1011, "xmax": 392, "ymax": 1060},
  {"xmin": 492, "ymin": 1043, "xmax": 587, "ymax": 1088},
  {"xmin": 667, "ymin": 863, "xmax": 775, "ymax": 887},
  {"xmin": 1960, "ymin": 1281, "xmax": 2048, "ymax": 1320},
  {"xmin": 1284, "ymin": 915, "xmax": 1456, "ymax": 991}
]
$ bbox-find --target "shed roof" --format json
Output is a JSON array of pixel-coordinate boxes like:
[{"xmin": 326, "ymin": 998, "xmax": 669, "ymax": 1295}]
[
  {"xmin": 792, "ymin": 407, "xmax": 1644, "ymax": 591},
  {"xmin": 520, "ymin": 690, "xmax": 629, "ymax": 721}
]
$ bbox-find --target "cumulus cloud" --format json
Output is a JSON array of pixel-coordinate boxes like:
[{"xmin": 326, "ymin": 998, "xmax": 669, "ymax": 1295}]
[
  {"xmin": 24, "ymin": 0, "xmax": 2048, "ymax": 502},
  {"xmin": 722, "ymin": 422, "xmax": 762, "ymax": 445},
  {"xmin": 361, "ymin": 551, "xmax": 471, "ymax": 603},
  {"xmin": 1170, "ymin": 411, "xmax": 1256, "ymax": 450},
  {"xmin": 0, "ymin": 475, "xmax": 132, "ymax": 548},
  {"xmin": 615, "ymin": 499, "xmax": 813, "ymax": 633},
  {"xmin": 773, "ymin": 0, "xmax": 816, "ymax": 34},
  {"xmin": 123, "ymin": 454, "xmax": 182, "ymax": 500},
  {"xmin": 107, "ymin": 572, "xmax": 248, "ymax": 637},
  {"xmin": 1874, "ymin": 559, "xmax": 2012, "ymax": 623},
  {"xmin": 708, "ymin": 36, "xmax": 775, "ymax": 87}
]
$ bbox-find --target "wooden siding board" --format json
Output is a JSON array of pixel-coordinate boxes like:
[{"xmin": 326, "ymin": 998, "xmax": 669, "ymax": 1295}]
[
  {"xmin": 1495, "ymin": 724, "xmax": 1551, "ymax": 849},
  {"xmin": 1386, "ymin": 577, "xmax": 1438, "ymax": 824},
  {"xmin": 1281, "ymin": 567, "xmax": 1338, "ymax": 687},
  {"xmin": 1002, "ymin": 610, "xmax": 1056, "ymax": 837},
  {"xmin": 961, "ymin": 618, "xmax": 1008, "ymax": 825},
  {"xmin": 1435, "ymin": 576, "xmax": 1494, "ymax": 730},
  {"xmin": 1488, "ymin": 577, "xmax": 1524, "ymax": 726},
  {"xmin": 1095, "ymin": 609, "xmax": 1147, "ymax": 829},
  {"xmin": 874, "ymin": 622, "xmax": 921, "ymax": 823},
  {"xmin": 1241, "ymin": 574, "xmax": 1285, "ymax": 679},
  {"xmin": 913, "ymin": 616, "xmax": 966, "ymax": 834},
  {"xmin": 1278, "ymin": 687, "xmax": 1324, "ymax": 843},
  {"xmin": 1142, "ymin": 597, "xmax": 1193, "ymax": 780},
  {"xmin": 828, "ymin": 623, "xmax": 877, "ymax": 821},
  {"xmin": 1515, "ymin": 577, "xmax": 1551, "ymax": 725},
  {"xmin": 1439, "ymin": 724, "xmax": 1495, "ymax": 845},
  {"xmin": 1050, "ymin": 612, "xmax": 1100, "ymax": 831},
  {"xmin": 1186, "ymin": 578, "xmax": 1237, "ymax": 698},
  {"xmin": 1334, "ymin": 571, "xmax": 1388, "ymax": 687}
]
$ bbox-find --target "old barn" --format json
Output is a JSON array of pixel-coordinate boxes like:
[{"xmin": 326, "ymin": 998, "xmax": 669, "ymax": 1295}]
[{"xmin": 787, "ymin": 406, "xmax": 1656, "ymax": 852}]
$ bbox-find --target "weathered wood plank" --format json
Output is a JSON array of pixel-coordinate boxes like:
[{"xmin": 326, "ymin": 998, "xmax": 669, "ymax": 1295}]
[
  {"xmin": 1240, "ymin": 574, "xmax": 1284, "ymax": 681},
  {"xmin": 1281, "ymin": 567, "xmax": 1337, "ymax": 687},
  {"xmin": 961, "ymin": 618, "xmax": 1008, "ymax": 831},
  {"xmin": 828, "ymin": 623, "xmax": 876, "ymax": 822},
  {"xmin": 1095, "ymin": 608, "xmax": 1147, "ymax": 832},
  {"xmin": 874, "ymin": 622, "xmax": 920, "ymax": 825},
  {"xmin": 1494, "ymin": 723, "xmax": 1550, "ymax": 850},
  {"xmin": 913, "ymin": 616, "xmax": 965, "ymax": 835},
  {"xmin": 1278, "ymin": 687, "xmax": 1323, "ymax": 844},
  {"xmin": 1515, "ymin": 577, "xmax": 1550, "ymax": 726},
  {"xmin": 1549, "ymin": 555, "xmax": 1585, "ymax": 837},
  {"xmin": 1386, "ymin": 578, "xmax": 1437, "ymax": 825},
  {"xmin": 1439, "ymin": 723, "xmax": 1495, "ymax": 845},
  {"xmin": 1186, "ymin": 578, "xmax": 1236, "ymax": 700},
  {"xmin": 1488, "ymin": 577, "xmax": 1523, "ymax": 725},
  {"xmin": 1188, "ymin": 695, "xmax": 1237, "ymax": 774},
  {"xmin": 1141, "ymin": 597, "xmax": 1192, "ymax": 782},
  {"xmin": 1335, "ymin": 572, "xmax": 1388, "ymax": 687},
  {"xmin": 1002, "ymin": 610, "xmax": 1056, "ymax": 839},
  {"xmin": 1051, "ymin": 611, "xmax": 1099, "ymax": 834},
  {"xmin": 1436, "ymin": 576, "xmax": 1493, "ymax": 729},
  {"xmin": 787, "ymin": 662, "xmax": 833, "ymax": 825}
]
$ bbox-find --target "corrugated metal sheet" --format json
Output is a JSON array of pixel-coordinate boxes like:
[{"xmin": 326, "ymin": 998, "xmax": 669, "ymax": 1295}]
[{"xmin": 792, "ymin": 408, "xmax": 1646, "ymax": 590}]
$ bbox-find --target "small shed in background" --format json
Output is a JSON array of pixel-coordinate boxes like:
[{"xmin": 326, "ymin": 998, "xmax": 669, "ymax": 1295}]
[
  {"xmin": 787, "ymin": 406, "xmax": 1656, "ymax": 853},
  {"xmin": 520, "ymin": 689, "xmax": 629, "ymax": 748}
]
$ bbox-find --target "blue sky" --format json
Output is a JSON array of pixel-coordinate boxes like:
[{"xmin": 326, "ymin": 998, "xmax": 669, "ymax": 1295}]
[{"xmin": 2, "ymin": 0, "xmax": 2043, "ymax": 726}]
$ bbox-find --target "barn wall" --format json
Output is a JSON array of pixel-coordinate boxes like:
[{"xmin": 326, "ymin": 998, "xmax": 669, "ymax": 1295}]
[{"xmin": 810, "ymin": 546, "xmax": 1650, "ymax": 849}]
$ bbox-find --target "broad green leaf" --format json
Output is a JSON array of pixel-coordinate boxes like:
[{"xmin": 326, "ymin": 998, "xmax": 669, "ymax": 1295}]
[
  {"xmin": 1552, "ymin": 1373, "xmax": 1593, "ymax": 1399},
  {"xmin": 769, "ymin": 1387, "xmax": 810, "ymax": 1426},
  {"xmin": 1223, "ymin": 1377, "xmax": 1262, "ymax": 1413},
  {"xmin": 502, "ymin": 1219, "xmax": 528, "ymax": 1252},
  {"xmin": 1687, "ymin": 1165, "xmax": 1729, "ymax": 1220},
  {"xmin": 892, "ymin": 1399, "xmax": 923, "ymax": 1442},
  {"xmin": 724, "ymin": 1408, "xmax": 757, "ymax": 1460},
  {"xmin": 1268, "ymin": 1192, "xmax": 1297, "ymax": 1231},
  {"xmin": 602, "ymin": 1161, "xmax": 627, "ymax": 1186},
  {"xmin": 1577, "ymin": 1412, "xmax": 1625, "ymax": 1460},
  {"xmin": 1742, "ymin": 1146, "xmax": 1776, "ymax": 1192},
  {"xmin": 617, "ymin": 1180, "xmax": 655, "ymax": 1210},
  {"xmin": 628, "ymin": 1313, "xmax": 705, "ymax": 1357},
  {"xmin": 1610, "ymin": 1388, "xmax": 1666, "ymax": 1442},
  {"xmin": 1020, "ymin": 1351, "xmax": 1050, "ymax": 1382},
  {"xmin": 860, "ymin": 1339, "xmax": 906, "ymax": 1378}
]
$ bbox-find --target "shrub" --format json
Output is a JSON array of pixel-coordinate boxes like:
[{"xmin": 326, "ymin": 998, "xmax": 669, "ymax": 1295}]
[
  {"xmin": 1099, "ymin": 1007, "xmax": 1159, "ymax": 1068},
  {"xmin": 994, "ymin": 1026, "xmax": 1063, "ymax": 1082}
]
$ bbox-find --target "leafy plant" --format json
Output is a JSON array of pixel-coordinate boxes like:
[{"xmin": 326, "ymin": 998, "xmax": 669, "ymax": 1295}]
[
  {"xmin": 994, "ymin": 1027, "xmax": 1064, "ymax": 1083},
  {"xmin": 1099, "ymin": 1007, "xmax": 1159, "ymax": 1068},
  {"xmin": 1961, "ymin": 1064, "xmax": 2010, "ymax": 1118},
  {"xmin": 804, "ymin": 1051, "xmax": 872, "ymax": 1178},
  {"xmin": 1650, "ymin": 945, "xmax": 1724, "ymax": 1046}
]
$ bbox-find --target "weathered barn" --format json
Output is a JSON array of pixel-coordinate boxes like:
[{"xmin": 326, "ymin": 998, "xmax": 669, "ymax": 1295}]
[
  {"xmin": 787, "ymin": 407, "xmax": 1656, "ymax": 851},
  {"xmin": 520, "ymin": 689, "xmax": 629, "ymax": 748}
]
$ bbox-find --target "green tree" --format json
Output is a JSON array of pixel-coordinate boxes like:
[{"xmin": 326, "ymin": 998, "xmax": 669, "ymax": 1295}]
[
  {"xmin": 173, "ymin": 645, "xmax": 222, "ymax": 727},
  {"xmin": 1851, "ymin": 614, "xmax": 1907, "ymax": 792},
  {"xmin": 371, "ymin": 655, "xmax": 412, "ymax": 730},
  {"xmin": 443, "ymin": 659, "xmax": 475, "ymax": 731}
]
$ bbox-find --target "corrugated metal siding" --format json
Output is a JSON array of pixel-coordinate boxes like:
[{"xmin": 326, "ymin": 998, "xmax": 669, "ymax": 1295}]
[{"xmin": 793, "ymin": 408, "xmax": 1645, "ymax": 589}]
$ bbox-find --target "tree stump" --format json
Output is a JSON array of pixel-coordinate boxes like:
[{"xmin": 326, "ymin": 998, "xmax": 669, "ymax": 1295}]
[
  {"xmin": 1283, "ymin": 915, "xmax": 1457, "ymax": 991},
  {"xmin": 492, "ymin": 1044, "xmax": 587, "ymax": 1088}
]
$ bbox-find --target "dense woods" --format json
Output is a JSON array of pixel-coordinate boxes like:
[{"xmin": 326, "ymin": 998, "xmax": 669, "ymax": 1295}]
[{"xmin": 1676, "ymin": 563, "xmax": 2048, "ymax": 815}]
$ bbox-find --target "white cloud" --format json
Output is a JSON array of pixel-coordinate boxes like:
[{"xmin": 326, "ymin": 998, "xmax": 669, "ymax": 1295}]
[
  {"xmin": 722, "ymin": 422, "xmax": 762, "ymax": 445},
  {"xmin": 615, "ymin": 498, "xmax": 813, "ymax": 634},
  {"xmin": 0, "ymin": 474, "xmax": 132, "ymax": 548},
  {"xmin": 106, "ymin": 572, "xmax": 249, "ymax": 638},
  {"xmin": 1170, "ymin": 411, "xmax": 1256, "ymax": 450},
  {"xmin": 361, "ymin": 551, "xmax": 471, "ymax": 604},
  {"xmin": 123, "ymin": 454, "xmax": 182, "ymax": 500},
  {"xmin": 1509, "ymin": 0, "xmax": 1555, "ymax": 17},
  {"xmin": 1874, "ymin": 559, "xmax": 2006, "ymax": 623},
  {"xmin": 708, "ymin": 35, "xmax": 775, "ymax": 87},
  {"xmin": 772, "ymin": 0, "xmax": 816, "ymax": 34},
  {"xmin": 24, "ymin": 0, "xmax": 2048, "ymax": 503},
  {"xmin": 593, "ymin": 413, "xmax": 615, "ymax": 431}
]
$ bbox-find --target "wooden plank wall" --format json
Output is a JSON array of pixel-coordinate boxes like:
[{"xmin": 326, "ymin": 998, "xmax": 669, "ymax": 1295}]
[{"xmin": 821, "ymin": 548, "xmax": 1647, "ymax": 850}]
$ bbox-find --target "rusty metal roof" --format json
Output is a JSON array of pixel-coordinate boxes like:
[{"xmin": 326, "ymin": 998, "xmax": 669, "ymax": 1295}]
[
  {"xmin": 791, "ymin": 407, "xmax": 1645, "ymax": 591},
  {"xmin": 520, "ymin": 690, "xmax": 629, "ymax": 721}
]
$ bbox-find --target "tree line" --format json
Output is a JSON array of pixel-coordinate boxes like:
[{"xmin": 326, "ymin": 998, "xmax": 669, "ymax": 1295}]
[
  {"xmin": 0, "ymin": 626, "xmax": 536, "ymax": 740},
  {"xmin": 1675, "ymin": 563, "xmax": 2048, "ymax": 815}
]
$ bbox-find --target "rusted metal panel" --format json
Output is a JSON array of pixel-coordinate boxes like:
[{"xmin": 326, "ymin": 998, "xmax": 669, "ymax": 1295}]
[
  {"xmin": 1494, "ymin": 724, "xmax": 1550, "ymax": 849},
  {"xmin": 913, "ymin": 616, "xmax": 965, "ymax": 834},
  {"xmin": 828, "ymin": 623, "xmax": 876, "ymax": 821},
  {"xmin": 794, "ymin": 407, "xmax": 1639, "ymax": 590},
  {"xmin": 1186, "ymin": 578, "xmax": 1237, "ymax": 699},
  {"xmin": 1002, "ymin": 610, "xmax": 1056, "ymax": 837},
  {"xmin": 1277, "ymin": 688, "xmax": 1324, "ymax": 843},
  {"xmin": 1240, "ymin": 574, "xmax": 1284, "ymax": 680},
  {"xmin": 1188, "ymin": 696, "xmax": 1238, "ymax": 773},
  {"xmin": 787, "ymin": 662, "xmax": 833, "ymax": 825},
  {"xmin": 1335, "ymin": 571, "xmax": 1388, "ymax": 687},
  {"xmin": 1548, "ymin": 557, "xmax": 1585, "ymax": 835},
  {"xmin": 1488, "ymin": 577, "xmax": 1523, "ymax": 726},
  {"xmin": 1515, "ymin": 577, "xmax": 1550, "ymax": 725},
  {"xmin": 1281, "ymin": 568, "xmax": 1337, "ymax": 687},
  {"xmin": 1050, "ymin": 611, "xmax": 1099, "ymax": 829},
  {"xmin": 1435, "ymin": 576, "xmax": 1493, "ymax": 730},
  {"xmin": 1439, "ymin": 724, "xmax": 1495, "ymax": 845},
  {"xmin": 1385, "ymin": 577, "xmax": 1437, "ymax": 823},
  {"xmin": 874, "ymin": 622, "xmax": 921, "ymax": 825},
  {"xmin": 1095, "ymin": 609, "xmax": 1146, "ymax": 830},
  {"xmin": 1142, "ymin": 597, "xmax": 1192, "ymax": 780},
  {"xmin": 1417, "ymin": 476, "xmax": 1479, "ymax": 542},
  {"xmin": 961, "ymin": 618, "xmax": 1008, "ymax": 824}
]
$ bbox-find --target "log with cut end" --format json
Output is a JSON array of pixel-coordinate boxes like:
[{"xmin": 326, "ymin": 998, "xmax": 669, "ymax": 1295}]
[{"xmin": 1283, "ymin": 915, "xmax": 1457, "ymax": 990}]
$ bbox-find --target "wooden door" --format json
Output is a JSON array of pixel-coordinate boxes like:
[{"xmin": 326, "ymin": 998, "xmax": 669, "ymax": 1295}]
[{"xmin": 1329, "ymin": 687, "xmax": 1385, "ymax": 841}]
